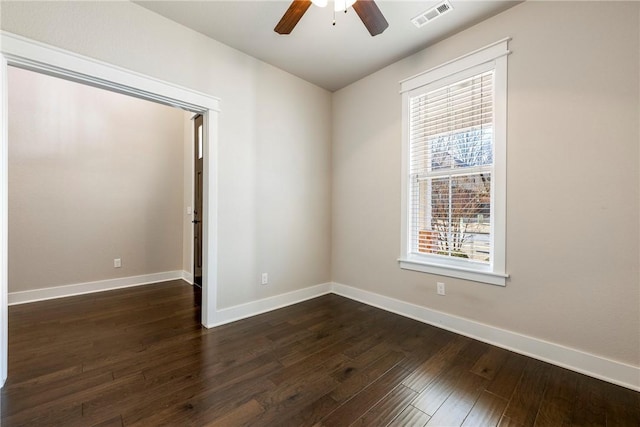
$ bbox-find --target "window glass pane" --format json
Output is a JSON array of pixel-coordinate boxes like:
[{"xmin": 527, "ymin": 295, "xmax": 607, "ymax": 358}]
[
  {"xmin": 409, "ymin": 69, "xmax": 494, "ymax": 265},
  {"xmin": 198, "ymin": 124, "xmax": 203, "ymax": 160},
  {"xmin": 414, "ymin": 173, "xmax": 491, "ymax": 263},
  {"xmin": 428, "ymin": 128, "xmax": 493, "ymax": 170},
  {"xmin": 410, "ymin": 71, "xmax": 494, "ymax": 173}
]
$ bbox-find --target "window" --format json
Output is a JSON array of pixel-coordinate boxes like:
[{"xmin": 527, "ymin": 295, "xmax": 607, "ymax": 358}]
[
  {"xmin": 198, "ymin": 123, "xmax": 203, "ymax": 160},
  {"xmin": 399, "ymin": 39, "xmax": 510, "ymax": 286}
]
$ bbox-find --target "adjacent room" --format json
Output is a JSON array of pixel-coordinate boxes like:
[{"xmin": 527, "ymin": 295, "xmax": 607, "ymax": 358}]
[
  {"xmin": 7, "ymin": 67, "xmax": 194, "ymax": 302},
  {"xmin": 0, "ymin": 1, "xmax": 638, "ymax": 426}
]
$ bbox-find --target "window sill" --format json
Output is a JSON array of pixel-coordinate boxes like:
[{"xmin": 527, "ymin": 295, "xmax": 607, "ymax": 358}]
[{"xmin": 398, "ymin": 258, "xmax": 508, "ymax": 286}]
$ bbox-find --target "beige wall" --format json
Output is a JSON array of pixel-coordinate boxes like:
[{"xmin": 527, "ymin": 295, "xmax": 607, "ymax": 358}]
[
  {"xmin": 332, "ymin": 1, "xmax": 640, "ymax": 367},
  {"xmin": 8, "ymin": 67, "xmax": 185, "ymax": 291},
  {"xmin": 1, "ymin": 1, "xmax": 333, "ymax": 307}
]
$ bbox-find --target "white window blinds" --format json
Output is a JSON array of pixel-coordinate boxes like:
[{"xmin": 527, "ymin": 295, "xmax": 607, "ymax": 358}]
[{"xmin": 409, "ymin": 70, "xmax": 494, "ymax": 263}]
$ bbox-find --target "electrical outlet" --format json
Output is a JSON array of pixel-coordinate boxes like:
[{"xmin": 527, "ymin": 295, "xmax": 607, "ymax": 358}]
[
  {"xmin": 114, "ymin": 258, "xmax": 122, "ymax": 268},
  {"xmin": 261, "ymin": 273, "xmax": 268, "ymax": 285},
  {"xmin": 437, "ymin": 282, "xmax": 445, "ymax": 295}
]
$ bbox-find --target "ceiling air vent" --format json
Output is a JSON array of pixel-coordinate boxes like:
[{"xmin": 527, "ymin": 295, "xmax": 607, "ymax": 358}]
[{"xmin": 411, "ymin": 0, "xmax": 454, "ymax": 28}]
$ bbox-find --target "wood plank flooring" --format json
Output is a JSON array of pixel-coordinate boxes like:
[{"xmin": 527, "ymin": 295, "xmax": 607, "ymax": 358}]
[{"xmin": 1, "ymin": 280, "xmax": 638, "ymax": 426}]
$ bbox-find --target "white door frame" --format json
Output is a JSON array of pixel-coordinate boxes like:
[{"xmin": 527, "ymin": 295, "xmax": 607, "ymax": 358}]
[{"xmin": 0, "ymin": 31, "xmax": 221, "ymax": 388}]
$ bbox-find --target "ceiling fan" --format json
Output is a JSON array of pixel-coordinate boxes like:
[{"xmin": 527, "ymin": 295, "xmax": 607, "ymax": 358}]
[{"xmin": 275, "ymin": 0, "xmax": 389, "ymax": 37}]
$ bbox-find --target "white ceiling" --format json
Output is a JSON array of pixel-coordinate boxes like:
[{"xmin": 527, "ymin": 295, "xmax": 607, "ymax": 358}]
[{"xmin": 136, "ymin": 0, "xmax": 520, "ymax": 92}]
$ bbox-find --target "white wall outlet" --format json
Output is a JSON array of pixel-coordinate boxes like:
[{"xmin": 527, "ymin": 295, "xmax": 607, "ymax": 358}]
[
  {"xmin": 187, "ymin": 206, "xmax": 192, "ymax": 215},
  {"xmin": 261, "ymin": 273, "xmax": 268, "ymax": 285},
  {"xmin": 437, "ymin": 282, "xmax": 445, "ymax": 295},
  {"xmin": 114, "ymin": 258, "xmax": 122, "ymax": 268}
]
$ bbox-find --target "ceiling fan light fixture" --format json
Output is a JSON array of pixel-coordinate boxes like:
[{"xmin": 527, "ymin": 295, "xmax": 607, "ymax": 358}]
[
  {"xmin": 275, "ymin": 0, "xmax": 388, "ymax": 36},
  {"xmin": 334, "ymin": 0, "xmax": 357, "ymax": 12},
  {"xmin": 310, "ymin": 0, "xmax": 328, "ymax": 7}
]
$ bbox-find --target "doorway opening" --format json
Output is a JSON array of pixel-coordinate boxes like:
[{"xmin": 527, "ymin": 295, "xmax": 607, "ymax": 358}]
[
  {"xmin": 0, "ymin": 32, "xmax": 221, "ymax": 387},
  {"xmin": 8, "ymin": 66, "xmax": 192, "ymax": 300}
]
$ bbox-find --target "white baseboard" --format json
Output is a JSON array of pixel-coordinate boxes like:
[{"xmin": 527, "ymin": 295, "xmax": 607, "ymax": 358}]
[
  {"xmin": 8, "ymin": 271, "xmax": 186, "ymax": 305},
  {"xmin": 181, "ymin": 270, "xmax": 194, "ymax": 285},
  {"xmin": 331, "ymin": 282, "xmax": 640, "ymax": 392},
  {"xmin": 210, "ymin": 282, "xmax": 333, "ymax": 327}
]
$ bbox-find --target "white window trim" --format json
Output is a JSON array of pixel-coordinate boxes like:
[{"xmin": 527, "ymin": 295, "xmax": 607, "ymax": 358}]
[{"xmin": 399, "ymin": 38, "xmax": 510, "ymax": 286}]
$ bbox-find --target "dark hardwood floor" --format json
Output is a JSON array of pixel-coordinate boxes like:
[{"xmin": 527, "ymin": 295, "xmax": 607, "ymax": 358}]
[{"xmin": 1, "ymin": 280, "xmax": 638, "ymax": 426}]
